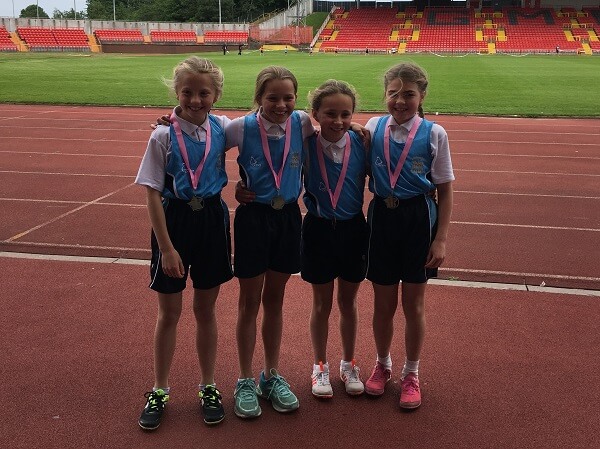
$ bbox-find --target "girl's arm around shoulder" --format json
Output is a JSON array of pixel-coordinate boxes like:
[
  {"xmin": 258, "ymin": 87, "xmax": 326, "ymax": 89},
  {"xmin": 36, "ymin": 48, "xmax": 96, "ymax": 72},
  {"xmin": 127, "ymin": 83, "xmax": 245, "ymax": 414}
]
[
  {"xmin": 296, "ymin": 110, "xmax": 317, "ymax": 140},
  {"xmin": 365, "ymin": 116, "xmax": 382, "ymax": 136},
  {"xmin": 212, "ymin": 114, "xmax": 232, "ymax": 130},
  {"xmin": 424, "ymin": 181, "xmax": 453, "ymax": 269},
  {"xmin": 225, "ymin": 115, "xmax": 246, "ymax": 152}
]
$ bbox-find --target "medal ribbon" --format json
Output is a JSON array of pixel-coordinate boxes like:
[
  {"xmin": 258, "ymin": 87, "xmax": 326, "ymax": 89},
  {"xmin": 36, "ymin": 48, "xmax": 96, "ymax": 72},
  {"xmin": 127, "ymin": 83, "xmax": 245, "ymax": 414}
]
[
  {"xmin": 383, "ymin": 115, "xmax": 422, "ymax": 194},
  {"xmin": 257, "ymin": 113, "xmax": 292, "ymax": 191},
  {"xmin": 170, "ymin": 112, "xmax": 211, "ymax": 190},
  {"xmin": 316, "ymin": 132, "xmax": 351, "ymax": 211}
]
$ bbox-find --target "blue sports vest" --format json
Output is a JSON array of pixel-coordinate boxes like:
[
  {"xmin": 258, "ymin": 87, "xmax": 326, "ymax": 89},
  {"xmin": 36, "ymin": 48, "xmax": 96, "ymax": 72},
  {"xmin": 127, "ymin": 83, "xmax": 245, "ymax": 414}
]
[
  {"xmin": 162, "ymin": 115, "xmax": 227, "ymax": 200},
  {"xmin": 237, "ymin": 112, "xmax": 304, "ymax": 204},
  {"xmin": 368, "ymin": 115, "xmax": 435, "ymax": 199},
  {"xmin": 303, "ymin": 131, "xmax": 366, "ymax": 220}
]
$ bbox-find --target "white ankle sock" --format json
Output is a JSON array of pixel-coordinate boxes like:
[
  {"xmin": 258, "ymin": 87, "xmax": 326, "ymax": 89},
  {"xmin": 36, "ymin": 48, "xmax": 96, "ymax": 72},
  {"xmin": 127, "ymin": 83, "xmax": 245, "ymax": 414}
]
[
  {"xmin": 401, "ymin": 359, "xmax": 419, "ymax": 379},
  {"xmin": 340, "ymin": 360, "xmax": 353, "ymax": 370},
  {"xmin": 377, "ymin": 354, "xmax": 392, "ymax": 369}
]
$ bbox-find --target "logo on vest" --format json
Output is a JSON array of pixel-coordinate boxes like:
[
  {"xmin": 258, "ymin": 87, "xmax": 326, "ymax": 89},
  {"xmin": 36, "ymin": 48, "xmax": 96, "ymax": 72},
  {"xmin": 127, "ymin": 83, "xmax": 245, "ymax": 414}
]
[
  {"xmin": 290, "ymin": 152, "xmax": 300, "ymax": 168},
  {"xmin": 410, "ymin": 157, "xmax": 426, "ymax": 175},
  {"xmin": 250, "ymin": 156, "xmax": 261, "ymax": 167}
]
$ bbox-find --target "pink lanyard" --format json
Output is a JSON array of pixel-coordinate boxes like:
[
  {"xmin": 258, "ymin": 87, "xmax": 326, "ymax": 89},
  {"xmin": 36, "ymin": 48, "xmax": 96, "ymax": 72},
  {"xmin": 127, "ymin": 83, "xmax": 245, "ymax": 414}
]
[
  {"xmin": 383, "ymin": 115, "xmax": 422, "ymax": 193},
  {"xmin": 170, "ymin": 112, "xmax": 211, "ymax": 190},
  {"xmin": 257, "ymin": 113, "xmax": 292, "ymax": 191},
  {"xmin": 316, "ymin": 132, "xmax": 351, "ymax": 210}
]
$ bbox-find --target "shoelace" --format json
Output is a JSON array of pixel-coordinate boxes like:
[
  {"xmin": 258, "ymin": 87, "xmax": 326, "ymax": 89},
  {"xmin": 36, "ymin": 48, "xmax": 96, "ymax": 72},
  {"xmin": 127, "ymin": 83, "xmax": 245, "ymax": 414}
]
[
  {"xmin": 200, "ymin": 386, "xmax": 222, "ymax": 409},
  {"xmin": 313, "ymin": 370, "xmax": 330, "ymax": 386},
  {"xmin": 235, "ymin": 379, "xmax": 257, "ymax": 401},
  {"xmin": 144, "ymin": 391, "xmax": 168, "ymax": 413},
  {"xmin": 265, "ymin": 375, "xmax": 293, "ymax": 399},
  {"xmin": 402, "ymin": 377, "xmax": 420, "ymax": 394},
  {"xmin": 371, "ymin": 364, "xmax": 388, "ymax": 381},
  {"xmin": 343, "ymin": 365, "xmax": 361, "ymax": 383}
]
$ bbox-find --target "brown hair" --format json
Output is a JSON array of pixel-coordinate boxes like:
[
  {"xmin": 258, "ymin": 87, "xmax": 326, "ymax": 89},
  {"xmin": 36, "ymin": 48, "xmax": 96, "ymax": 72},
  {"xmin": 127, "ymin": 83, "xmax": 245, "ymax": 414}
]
[
  {"xmin": 252, "ymin": 66, "xmax": 298, "ymax": 111},
  {"xmin": 308, "ymin": 79, "xmax": 358, "ymax": 112},
  {"xmin": 383, "ymin": 62, "xmax": 428, "ymax": 118}
]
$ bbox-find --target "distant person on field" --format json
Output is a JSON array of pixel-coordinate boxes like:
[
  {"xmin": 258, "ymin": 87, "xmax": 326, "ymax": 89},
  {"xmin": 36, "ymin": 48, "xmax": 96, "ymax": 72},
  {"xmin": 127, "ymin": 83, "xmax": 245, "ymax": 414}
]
[
  {"xmin": 363, "ymin": 62, "xmax": 454, "ymax": 410},
  {"xmin": 135, "ymin": 56, "xmax": 233, "ymax": 430}
]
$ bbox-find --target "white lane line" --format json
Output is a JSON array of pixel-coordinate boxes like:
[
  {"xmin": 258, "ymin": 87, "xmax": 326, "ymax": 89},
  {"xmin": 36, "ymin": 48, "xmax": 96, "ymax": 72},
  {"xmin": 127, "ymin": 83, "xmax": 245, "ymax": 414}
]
[
  {"xmin": 5, "ymin": 183, "xmax": 134, "ymax": 242},
  {"xmin": 454, "ymin": 221, "xmax": 599, "ymax": 232},
  {"xmin": 1, "ymin": 251, "xmax": 598, "ymax": 297}
]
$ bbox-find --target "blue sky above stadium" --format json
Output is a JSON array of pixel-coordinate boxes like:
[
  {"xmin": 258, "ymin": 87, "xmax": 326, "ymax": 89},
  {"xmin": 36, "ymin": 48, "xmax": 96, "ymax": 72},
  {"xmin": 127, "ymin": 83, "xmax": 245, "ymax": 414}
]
[{"xmin": 1, "ymin": 1, "xmax": 82, "ymax": 18}]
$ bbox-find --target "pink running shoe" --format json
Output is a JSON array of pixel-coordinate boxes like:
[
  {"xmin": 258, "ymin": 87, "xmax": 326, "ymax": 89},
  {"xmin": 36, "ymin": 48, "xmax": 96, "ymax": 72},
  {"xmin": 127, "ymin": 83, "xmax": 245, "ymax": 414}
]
[
  {"xmin": 399, "ymin": 373, "xmax": 421, "ymax": 409},
  {"xmin": 364, "ymin": 362, "xmax": 391, "ymax": 396}
]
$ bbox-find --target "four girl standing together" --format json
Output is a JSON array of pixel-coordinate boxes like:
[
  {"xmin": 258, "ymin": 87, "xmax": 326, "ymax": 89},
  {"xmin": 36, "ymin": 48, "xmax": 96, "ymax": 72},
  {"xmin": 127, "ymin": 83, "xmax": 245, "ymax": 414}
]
[{"xmin": 134, "ymin": 55, "xmax": 454, "ymax": 430}]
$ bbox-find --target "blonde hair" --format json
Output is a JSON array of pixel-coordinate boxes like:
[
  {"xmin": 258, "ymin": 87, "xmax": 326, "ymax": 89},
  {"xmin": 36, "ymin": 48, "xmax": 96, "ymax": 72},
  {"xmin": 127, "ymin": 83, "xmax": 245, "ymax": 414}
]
[
  {"xmin": 165, "ymin": 56, "xmax": 224, "ymax": 101},
  {"xmin": 383, "ymin": 62, "xmax": 428, "ymax": 118},
  {"xmin": 308, "ymin": 79, "xmax": 358, "ymax": 113},
  {"xmin": 252, "ymin": 66, "xmax": 298, "ymax": 111}
]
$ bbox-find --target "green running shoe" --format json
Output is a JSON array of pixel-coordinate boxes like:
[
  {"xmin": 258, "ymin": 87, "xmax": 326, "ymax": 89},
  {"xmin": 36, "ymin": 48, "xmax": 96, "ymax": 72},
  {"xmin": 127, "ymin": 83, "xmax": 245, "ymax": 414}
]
[
  {"xmin": 234, "ymin": 378, "xmax": 261, "ymax": 418},
  {"xmin": 199, "ymin": 385, "xmax": 225, "ymax": 425},
  {"xmin": 257, "ymin": 369, "xmax": 299, "ymax": 413},
  {"xmin": 138, "ymin": 389, "xmax": 169, "ymax": 430}
]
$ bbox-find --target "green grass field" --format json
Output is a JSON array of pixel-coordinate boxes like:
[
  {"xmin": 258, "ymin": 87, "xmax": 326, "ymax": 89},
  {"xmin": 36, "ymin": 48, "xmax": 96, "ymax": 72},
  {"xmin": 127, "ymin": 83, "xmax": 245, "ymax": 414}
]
[{"xmin": 0, "ymin": 51, "xmax": 599, "ymax": 117}]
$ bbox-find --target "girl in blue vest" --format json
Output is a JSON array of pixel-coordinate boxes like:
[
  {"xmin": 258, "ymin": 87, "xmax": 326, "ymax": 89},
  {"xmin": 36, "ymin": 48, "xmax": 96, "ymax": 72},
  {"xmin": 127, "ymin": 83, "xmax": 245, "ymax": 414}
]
[
  {"xmin": 226, "ymin": 66, "xmax": 315, "ymax": 419},
  {"xmin": 302, "ymin": 80, "xmax": 368, "ymax": 399},
  {"xmin": 135, "ymin": 57, "xmax": 233, "ymax": 429},
  {"xmin": 363, "ymin": 62, "xmax": 455, "ymax": 409}
]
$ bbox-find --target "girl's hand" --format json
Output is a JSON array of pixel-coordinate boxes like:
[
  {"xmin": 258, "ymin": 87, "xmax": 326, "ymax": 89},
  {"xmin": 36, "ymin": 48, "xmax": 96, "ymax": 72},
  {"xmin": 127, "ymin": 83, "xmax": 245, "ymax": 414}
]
[
  {"xmin": 150, "ymin": 113, "xmax": 172, "ymax": 130},
  {"xmin": 425, "ymin": 239, "xmax": 446, "ymax": 269},
  {"xmin": 235, "ymin": 180, "xmax": 256, "ymax": 205},
  {"xmin": 161, "ymin": 248, "xmax": 185, "ymax": 278},
  {"xmin": 350, "ymin": 122, "xmax": 371, "ymax": 150}
]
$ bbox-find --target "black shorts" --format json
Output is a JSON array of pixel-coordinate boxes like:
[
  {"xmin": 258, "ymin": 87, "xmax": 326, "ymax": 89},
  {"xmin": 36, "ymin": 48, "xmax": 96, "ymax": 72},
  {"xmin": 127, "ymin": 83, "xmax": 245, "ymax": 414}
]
[
  {"xmin": 301, "ymin": 213, "xmax": 368, "ymax": 284},
  {"xmin": 366, "ymin": 195, "xmax": 438, "ymax": 285},
  {"xmin": 233, "ymin": 201, "xmax": 302, "ymax": 278},
  {"xmin": 149, "ymin": 196, "xmax": 233, "ymax": 293}
]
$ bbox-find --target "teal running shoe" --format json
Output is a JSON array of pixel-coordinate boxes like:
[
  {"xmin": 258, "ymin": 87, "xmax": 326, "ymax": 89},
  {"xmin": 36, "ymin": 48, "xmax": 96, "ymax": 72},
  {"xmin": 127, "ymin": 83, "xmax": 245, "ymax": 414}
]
[
  {"xmin": 257, "ymin": 369, "xmax": 299, "ymax": 413},
  {"xmin": 234, "ymin": 378, "xmax": 261, "ymax": 418}
]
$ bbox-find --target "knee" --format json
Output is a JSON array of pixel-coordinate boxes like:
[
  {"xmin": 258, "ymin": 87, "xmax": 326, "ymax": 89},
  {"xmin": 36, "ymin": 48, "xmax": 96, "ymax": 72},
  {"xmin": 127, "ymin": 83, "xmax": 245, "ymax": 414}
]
[
  {"xmin": 238, "ymin": 296, "xmax": 261, "ymax": 319},
  {"xmin": 157, "ymin": 309, "xmax": 181, "ymax": 328},
  {"xmin": 312, "ymin": 300, "xmax": 333, "ymax": 317},
  {"xmin": 337, "ymin": 299, "xmax": 357, "ymax": 317}
]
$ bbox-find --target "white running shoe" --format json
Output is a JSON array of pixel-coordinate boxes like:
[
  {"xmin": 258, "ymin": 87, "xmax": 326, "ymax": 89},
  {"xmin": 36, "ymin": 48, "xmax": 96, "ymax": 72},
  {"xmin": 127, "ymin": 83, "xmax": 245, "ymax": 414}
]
[
  {"xmin": 340, "ymin": 360, "xmax": 364, "ymax": 395},
  {"xmin": 311, "ymin": 361, "xmax": 333, "ymax": 398}
]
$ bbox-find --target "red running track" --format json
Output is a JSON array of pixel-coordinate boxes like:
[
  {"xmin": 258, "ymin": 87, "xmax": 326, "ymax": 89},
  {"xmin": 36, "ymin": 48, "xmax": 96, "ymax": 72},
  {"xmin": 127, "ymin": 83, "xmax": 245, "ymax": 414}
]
[
  {"xmin": 1, "ymin": 105, "xmax": 598, "ymax": 289},
  {"xmin": 1, "ymin": 105, "xmax": 599, "ymax": 448}
]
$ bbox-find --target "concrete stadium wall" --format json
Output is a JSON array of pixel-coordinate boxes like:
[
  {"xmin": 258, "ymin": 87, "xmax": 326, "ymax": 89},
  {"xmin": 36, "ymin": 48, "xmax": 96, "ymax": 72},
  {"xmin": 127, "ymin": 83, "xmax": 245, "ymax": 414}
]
[
  {"xmin": 101, "ymin": 44, "xmax": 225, "ymax": 54},
  {"xmin": 0, "ymin": 18, "xmax": 249, "ymax": 34}
]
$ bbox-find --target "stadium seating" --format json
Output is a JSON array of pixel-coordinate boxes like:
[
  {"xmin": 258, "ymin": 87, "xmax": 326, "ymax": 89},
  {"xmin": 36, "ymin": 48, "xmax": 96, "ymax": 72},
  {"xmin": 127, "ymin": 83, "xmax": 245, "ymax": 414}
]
[
  {"xmin": 17, "ymin": 27, "xmax": 89, "ymax": 51},
  {"xmin": 202, "ymin": 30, "xmax": 248, "ymax": 44},
  {"xmin": 17, "ymin": 27, "xmax": 59, "ymax": 50},
  {"xmin": 318, "ymin": 8, "xmax": 401, "ymax": 53},
  {"xmin": 150, "ymin": 30, "xmax": 197, "ymax": 44},
  {"xmin": 495, "ymin": 8, "xmax": 581, "ymax": 53},
  {"xmin": 0, "ymin": 26, "xmax": 18, "ymax": 52},
  {"xmin": 52, "ymin": 28, "xmax": 90, "ymax": 51},
  {"xmin": 314, "ymin": 6, "xmax": 594, "ymax": 55},
  {"xmin": 5, "ymin": 6, "xmax": 599, "ymax": 55},
  {"xmin": 94, "ymin": 29, "xmax": 144, "ymax": 44}
]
